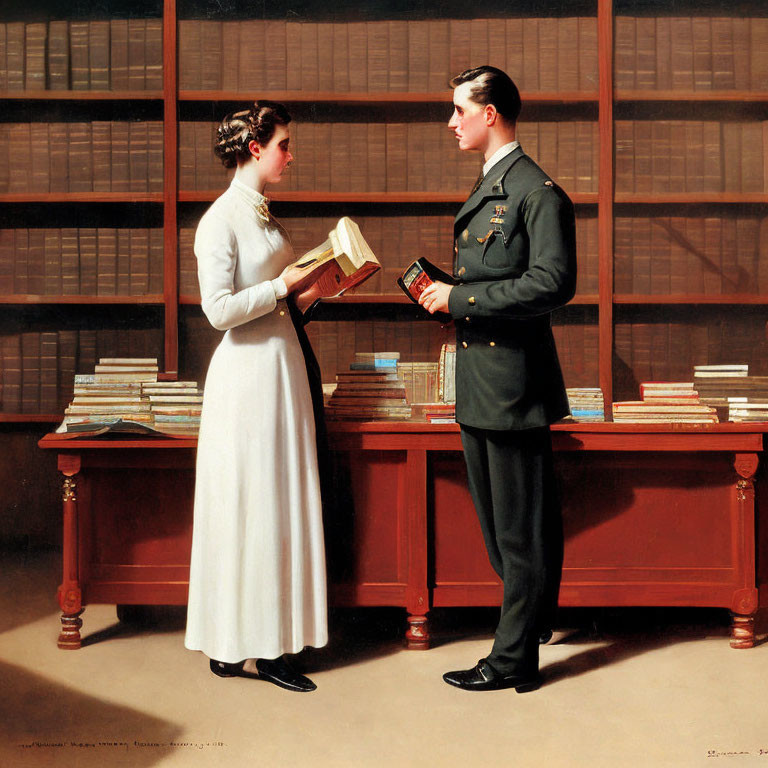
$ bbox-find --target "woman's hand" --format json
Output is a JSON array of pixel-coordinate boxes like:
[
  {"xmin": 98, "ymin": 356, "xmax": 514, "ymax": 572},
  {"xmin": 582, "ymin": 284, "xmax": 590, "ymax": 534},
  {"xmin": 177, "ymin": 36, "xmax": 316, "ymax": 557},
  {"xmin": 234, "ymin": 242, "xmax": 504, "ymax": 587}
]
[
  {"xmin": 294, "ymin": 282, "xmax": 324, "ymax": 314},
  {"xmin": 418, "ymin": 281, "xmax": 453, "ymax": 314},
  {"xmin": 278, "ymin": 263, "xmax": 313, "ymax": 294}
]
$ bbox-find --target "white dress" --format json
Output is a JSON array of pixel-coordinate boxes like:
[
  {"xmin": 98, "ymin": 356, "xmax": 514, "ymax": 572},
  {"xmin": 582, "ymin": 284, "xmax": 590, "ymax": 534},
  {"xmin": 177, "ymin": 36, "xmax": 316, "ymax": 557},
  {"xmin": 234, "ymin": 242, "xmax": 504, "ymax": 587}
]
[{"xmin": 184, "ymin": 177, "xmax": 328, "ymax": 663}]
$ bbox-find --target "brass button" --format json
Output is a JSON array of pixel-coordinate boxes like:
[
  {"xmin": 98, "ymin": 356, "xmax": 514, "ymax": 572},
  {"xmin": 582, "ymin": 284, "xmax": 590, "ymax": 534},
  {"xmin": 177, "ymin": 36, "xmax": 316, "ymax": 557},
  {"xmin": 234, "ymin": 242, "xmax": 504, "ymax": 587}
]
[
  {"xmin": 458, "ymin": 266, "xmax": 466, "ymax": 276},
  {"xmin": 462, "ymin": 229, "xmax": 469, "ymax": 241},
  {"xmin": 468, "ymin": 296, "xmax": 476, "ymax": 305},
  {"xmin": 279, "ymin": 310, "xmax": 286, "ymax": 316},
  {"xmin": 464, "ymin": 316, "xmax": 470, "ymax": 322},
  {"xmin": 461, "ymin": 341, "xmax": 468, "ymax": 349},
  {"xmin": 489, "ymin": 341, "xmax": 496, "ymax": 347},
  {"xmin": 544, "ymin": 180, "xmax": 553, "ymax": 187}
]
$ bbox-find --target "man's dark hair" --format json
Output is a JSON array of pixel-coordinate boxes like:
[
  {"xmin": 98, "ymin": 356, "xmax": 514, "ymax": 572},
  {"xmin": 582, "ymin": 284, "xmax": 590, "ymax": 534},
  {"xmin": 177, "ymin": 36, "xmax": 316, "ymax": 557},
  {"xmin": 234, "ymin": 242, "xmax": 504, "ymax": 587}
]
[{"xmin": 449, "ymin": 66, "xmax": 522, "ymax": 124}]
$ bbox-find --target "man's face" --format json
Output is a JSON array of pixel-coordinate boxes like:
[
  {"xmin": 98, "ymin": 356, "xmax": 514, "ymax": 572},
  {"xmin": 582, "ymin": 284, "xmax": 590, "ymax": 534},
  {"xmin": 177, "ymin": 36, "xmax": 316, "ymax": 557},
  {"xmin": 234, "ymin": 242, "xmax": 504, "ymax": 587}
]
[{"xmin": 448, "ymin": 81, "xmax": 489, "ymax": 153}]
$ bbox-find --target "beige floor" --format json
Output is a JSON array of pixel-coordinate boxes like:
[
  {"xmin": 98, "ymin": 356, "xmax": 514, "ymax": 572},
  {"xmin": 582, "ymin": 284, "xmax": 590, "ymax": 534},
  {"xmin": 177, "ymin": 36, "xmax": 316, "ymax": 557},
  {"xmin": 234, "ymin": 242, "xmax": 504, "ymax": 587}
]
[{"xmin": 1, "ymin": 550, "xmax": 767, "ymax": 768}]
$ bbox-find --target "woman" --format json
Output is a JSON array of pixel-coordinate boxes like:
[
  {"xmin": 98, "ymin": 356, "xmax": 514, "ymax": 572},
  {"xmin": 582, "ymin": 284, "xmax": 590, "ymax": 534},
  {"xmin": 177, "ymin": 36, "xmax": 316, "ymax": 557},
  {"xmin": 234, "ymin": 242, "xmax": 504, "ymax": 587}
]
[{"xmin": 184, "ymin": 101, "xmax": 327, "ymax": 692}]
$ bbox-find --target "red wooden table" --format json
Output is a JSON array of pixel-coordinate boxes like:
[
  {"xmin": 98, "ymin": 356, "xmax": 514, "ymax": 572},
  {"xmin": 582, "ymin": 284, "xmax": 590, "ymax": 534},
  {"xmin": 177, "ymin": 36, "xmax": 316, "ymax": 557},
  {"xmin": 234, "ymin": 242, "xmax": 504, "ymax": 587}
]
[{"xmin": 39, "ymin": 422, "xmax": 767, "ymax": 650}]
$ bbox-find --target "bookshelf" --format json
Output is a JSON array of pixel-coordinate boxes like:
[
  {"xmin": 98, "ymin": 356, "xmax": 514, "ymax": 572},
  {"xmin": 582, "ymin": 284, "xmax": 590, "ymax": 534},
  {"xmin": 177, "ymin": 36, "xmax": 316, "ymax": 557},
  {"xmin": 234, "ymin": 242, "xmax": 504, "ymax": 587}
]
[{"xmin": 0, "ymin": 0, "xmax": 766, "ymax": 418}]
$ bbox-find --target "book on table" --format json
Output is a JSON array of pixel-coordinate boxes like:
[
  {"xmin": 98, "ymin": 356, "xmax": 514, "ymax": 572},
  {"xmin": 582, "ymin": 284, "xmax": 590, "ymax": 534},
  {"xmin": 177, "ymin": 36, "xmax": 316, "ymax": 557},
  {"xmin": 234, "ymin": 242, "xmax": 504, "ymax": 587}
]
[
  {"xmin": 287, "ymin": 216, "xmax": 380, "ymax": 298},
  {"xmin": 55, "ymin": 418, "xmax": 197, "ymax": 439}
]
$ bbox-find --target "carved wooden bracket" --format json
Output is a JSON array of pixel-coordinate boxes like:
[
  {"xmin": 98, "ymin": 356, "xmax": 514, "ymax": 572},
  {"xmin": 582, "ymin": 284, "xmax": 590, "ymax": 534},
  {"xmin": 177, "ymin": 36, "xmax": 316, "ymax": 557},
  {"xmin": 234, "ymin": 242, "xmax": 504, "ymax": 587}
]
[{"xmin": 733, "ymin": 452, "xmax": 759, "ymax": 481}]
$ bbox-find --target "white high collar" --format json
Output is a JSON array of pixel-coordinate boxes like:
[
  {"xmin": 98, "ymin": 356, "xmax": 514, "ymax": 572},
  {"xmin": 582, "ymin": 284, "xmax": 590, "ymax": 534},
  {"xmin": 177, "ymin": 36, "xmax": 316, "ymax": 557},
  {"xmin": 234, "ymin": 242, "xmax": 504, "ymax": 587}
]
[{"xmin": 483, "ymin": 141, "xmax": 521, "ymax": 177}]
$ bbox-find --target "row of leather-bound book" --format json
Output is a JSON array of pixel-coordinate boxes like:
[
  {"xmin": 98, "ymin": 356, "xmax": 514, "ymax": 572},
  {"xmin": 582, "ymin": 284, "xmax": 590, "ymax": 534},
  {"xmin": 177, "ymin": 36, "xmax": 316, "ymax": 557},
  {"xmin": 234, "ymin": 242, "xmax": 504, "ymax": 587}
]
[
  {"xmin": 0, "ymin": 19, "xmax": 163, "ymax": 91},
  {"xmin": 0, "ymin": 228, "xmax": 163, "ymax": 297},
  {"xmin": 178, "ymin": 17, "xmax": 599, "ymax": 93},
  {"xmin": 0, "ymin": 122, "xmax": 163, "ymax": 194}
]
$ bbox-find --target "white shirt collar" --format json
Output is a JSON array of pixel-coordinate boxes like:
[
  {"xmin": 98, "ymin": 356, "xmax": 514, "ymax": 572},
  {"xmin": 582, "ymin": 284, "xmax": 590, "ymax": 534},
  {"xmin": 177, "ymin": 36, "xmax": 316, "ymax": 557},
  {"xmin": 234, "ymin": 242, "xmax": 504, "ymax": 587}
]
[
  {"xmin": 230, "ymin": 177, "xmax": 270, "ymax": 222},
  {"xmin": 482, "ymin": 141, "xmax": 521, "ymax": 177}
]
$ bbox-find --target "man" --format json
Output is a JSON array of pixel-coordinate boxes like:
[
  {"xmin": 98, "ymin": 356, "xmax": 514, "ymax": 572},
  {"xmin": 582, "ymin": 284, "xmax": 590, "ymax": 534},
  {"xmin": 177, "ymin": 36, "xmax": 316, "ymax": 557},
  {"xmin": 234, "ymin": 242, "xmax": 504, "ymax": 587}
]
[{"xmin": 419, "ymin": 66, "xmax": 576, "ymax": 692}]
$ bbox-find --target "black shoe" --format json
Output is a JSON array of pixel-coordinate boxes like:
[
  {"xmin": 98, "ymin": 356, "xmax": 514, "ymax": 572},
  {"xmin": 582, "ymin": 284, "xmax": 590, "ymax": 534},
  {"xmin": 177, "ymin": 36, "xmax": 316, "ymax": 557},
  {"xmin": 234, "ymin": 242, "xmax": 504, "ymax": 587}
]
[
  {"xmin": 209, "ymin": 657, "xmax": 317, "ymax": 692},
  {"xmin": 539, "ymin": 629, "xmax": 553, "ymax": 645},
  {"xmin": 443, "ymin": 660, "xmax": 540, "ymax": 693},
  {"xmin": 256, "ymin": 657, "xmax": 317, "ymax": 692},
  {"xmin": 210, "ymin": 658, "xmax": 260, "ymax": 680}
]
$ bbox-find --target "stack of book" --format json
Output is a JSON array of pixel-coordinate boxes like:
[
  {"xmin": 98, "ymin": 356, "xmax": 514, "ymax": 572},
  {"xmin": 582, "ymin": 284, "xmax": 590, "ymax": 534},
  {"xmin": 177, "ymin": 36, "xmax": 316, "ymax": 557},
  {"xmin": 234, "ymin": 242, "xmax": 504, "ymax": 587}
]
[
  {"xmin": 690, "ymin": 365, "xmax": 768, "ymax": 423},
  {"xmin": 566, "ymin": 388, "xmax": 605, "ymax": 421},
  {"xmin": 64, "ymin": 376, "xmax": 151, "ymax": 428},
  {"xmin": 728, "ymin": 402, "xmax": 768, "ymax": 423},
  {"xmin": 142, "ymin": 381, "xmax": 203, "ymax": 434},
  {"xmin": 350, "ymin": 351, "xmax": 399, "ymax": 371},
  {"xmin": 60, "ymin": 358, "xmax": 204, "ymax": 435},
  {"xmin": 693, "ymin": 365, "xmax": 768, "ymax": 407},
  {"xmin": 612, "ymin": 381, "xmax": 718, "ymax": 423},
  {"xmin": 423, "ymin": 403, "xmax": 455, "ymax": 424},
  {"xmin": 325, "ymin": 368, "xmax": 411, "ymax": 421}
]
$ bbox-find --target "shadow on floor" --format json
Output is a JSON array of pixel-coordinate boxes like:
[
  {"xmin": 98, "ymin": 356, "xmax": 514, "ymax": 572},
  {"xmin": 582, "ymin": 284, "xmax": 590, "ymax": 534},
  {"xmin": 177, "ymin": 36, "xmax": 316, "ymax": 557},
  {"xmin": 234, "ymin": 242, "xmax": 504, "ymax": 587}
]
[
  {"xmin": 0, "ymin": 660, "xmax": 184, "ymax": 768},
  {"xmin": 424, "ymin": 605, "xmax": 738, "ymax": 683},
  {"xmin": 0, "ymin": 549, "xmax": 60, "ymax": 634}
]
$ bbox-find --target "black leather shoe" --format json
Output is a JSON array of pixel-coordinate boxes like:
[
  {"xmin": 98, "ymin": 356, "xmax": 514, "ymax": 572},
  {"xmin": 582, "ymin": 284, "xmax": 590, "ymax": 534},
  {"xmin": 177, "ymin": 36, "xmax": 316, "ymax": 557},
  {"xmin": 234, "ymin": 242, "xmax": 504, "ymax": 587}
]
[
  {"xmin": 210, "ymin": 657, "xmax": 317, "ymax": 692},
  {"xmin": 539, "ymin": 629, "xmax": 553, "ymax": 645},
  {"xmin": 256, "ymin": 657, "xmax": 317, "ymax": 692},
  {"xmin": 443, "ymin": 660, "xmax": 540, "ymax": 693},
  {"xmin": 210, "ymin": 659, "xmax": 260, "ymax": 680}
]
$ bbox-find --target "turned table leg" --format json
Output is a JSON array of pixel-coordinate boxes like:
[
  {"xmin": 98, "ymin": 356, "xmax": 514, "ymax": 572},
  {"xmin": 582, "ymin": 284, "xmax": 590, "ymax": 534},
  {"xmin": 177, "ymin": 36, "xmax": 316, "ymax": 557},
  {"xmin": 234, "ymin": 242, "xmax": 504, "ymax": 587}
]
[
  {"xmin": 406, "ymin": 613, "xmax": 430, "ymax": 650},
  {"xmin": 730, "ymin": 613, "xmax": 755, "ymax": 649},
  {"xmin": 57, "ymin": 460, "xmax": 83, "ymax": 649},
  {"xmin": 730, "ymin": 454, "xmax": 760, "ymax": 650}
]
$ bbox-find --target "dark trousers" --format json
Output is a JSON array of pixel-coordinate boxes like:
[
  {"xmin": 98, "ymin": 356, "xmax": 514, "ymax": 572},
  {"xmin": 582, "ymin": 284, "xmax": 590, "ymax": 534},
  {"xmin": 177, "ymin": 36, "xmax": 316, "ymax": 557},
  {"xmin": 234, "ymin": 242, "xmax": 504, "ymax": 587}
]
[{"xmin": 459, "ymin": 424, "xmax": 563, "ymax": 676}]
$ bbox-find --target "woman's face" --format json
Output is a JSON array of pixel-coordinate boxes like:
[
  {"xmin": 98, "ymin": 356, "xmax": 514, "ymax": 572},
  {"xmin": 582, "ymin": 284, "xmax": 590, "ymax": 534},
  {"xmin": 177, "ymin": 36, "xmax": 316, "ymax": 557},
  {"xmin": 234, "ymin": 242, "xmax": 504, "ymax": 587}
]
[{"xmin": 252, "ymin": 124, "xmax": 293, "ymax": 184}]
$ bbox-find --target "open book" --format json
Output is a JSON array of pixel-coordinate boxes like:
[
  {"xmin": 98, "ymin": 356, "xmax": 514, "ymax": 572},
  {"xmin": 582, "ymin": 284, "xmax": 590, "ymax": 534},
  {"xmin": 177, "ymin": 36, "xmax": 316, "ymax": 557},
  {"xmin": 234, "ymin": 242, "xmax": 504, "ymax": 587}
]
[
  {"xmin": 288, "ymin": 217, "xmax": 381, "ymax": 298},
  {"xmin": 55, "ymin": 419, "xmax": 196, "ymax": 439}
]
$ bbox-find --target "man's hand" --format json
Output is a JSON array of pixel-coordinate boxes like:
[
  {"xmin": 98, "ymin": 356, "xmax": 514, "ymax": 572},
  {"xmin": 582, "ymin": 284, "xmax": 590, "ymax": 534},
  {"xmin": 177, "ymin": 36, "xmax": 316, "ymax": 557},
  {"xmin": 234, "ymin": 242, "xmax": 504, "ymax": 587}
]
[{"xmin": 418, "ymin": 281, "xmax": 453, "ymax": 314}]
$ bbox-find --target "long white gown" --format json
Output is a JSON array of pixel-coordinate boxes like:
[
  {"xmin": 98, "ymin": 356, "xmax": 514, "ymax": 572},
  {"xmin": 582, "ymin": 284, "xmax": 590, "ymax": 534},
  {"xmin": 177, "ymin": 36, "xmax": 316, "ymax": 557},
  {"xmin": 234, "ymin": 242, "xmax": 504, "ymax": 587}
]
[{"xmin": 184, "ymin": 177, "xmax": 328, "ymax": 663}]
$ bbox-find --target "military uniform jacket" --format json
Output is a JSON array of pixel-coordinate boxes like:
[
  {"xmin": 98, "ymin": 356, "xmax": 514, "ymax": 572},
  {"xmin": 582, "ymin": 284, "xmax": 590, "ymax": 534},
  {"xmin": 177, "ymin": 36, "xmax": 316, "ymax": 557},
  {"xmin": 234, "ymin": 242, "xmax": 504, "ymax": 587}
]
[{"xmin": 447, "ymin": 146, "xmax": 577, "ymax": 431}]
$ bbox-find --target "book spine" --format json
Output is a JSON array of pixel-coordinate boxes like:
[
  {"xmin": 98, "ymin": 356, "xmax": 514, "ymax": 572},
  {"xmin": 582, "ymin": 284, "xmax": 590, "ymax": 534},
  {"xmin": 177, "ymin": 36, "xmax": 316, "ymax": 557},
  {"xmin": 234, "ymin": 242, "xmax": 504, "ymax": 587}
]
[
  {"xmin": 89, "ymin": 20, "xmax": 110, "ymax": 91},
  {"xmin": 69, "ymin": 21, "xmax": 90, "ymax": 90},
  {"xmin": 47, "ymin": 21, "xmax": 70, "ymax": 90},
  {"xmin": 145, "ymin": 18, "xmax": 163, "ymax": 90},
  {"xmin": 25, "ymin": 22, "xmax": 47, "ymax": 91},
  {"xmin": 44, "ymin": 228, "xmax": 62, "ymax": 296}
]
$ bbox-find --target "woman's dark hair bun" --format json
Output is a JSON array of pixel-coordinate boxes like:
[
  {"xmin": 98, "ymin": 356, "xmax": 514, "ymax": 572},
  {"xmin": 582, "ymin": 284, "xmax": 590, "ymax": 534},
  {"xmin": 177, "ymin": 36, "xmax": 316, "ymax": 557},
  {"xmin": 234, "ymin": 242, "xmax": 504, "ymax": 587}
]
[{"xmin": 214, "ymin": 100, "xmax": 291, "ymax": 169}]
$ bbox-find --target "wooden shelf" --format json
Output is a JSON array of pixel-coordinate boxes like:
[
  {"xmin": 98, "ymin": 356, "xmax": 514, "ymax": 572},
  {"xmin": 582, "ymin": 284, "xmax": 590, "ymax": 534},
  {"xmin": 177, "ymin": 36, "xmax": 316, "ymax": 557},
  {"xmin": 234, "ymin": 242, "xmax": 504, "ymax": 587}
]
[
  {"xmin": 615, "ymin": 90, "xmax": 768, "ymax": 103},
  {"xmin": 179, "ymin": 190, "xmax": 600, "ymax": 205},
  {"xmin": 179, "ymin": 90, "xmax": 599, "ymax": 105},
  {"xmin": 0, "ymin": 90, "xmax": 164, "ymax": 101},
  {"xmin": 0, "ymin": 414, "xmax": 60, "ymax": 423},
  {"xmin": 179, "ymin": 293, "xmax": 600, "ymax": 307},
  {"xmin": 0, "ymin": 295, "xmax": 164, "ymax": 305},
  {"xmin": 614, "ymin": 193, "xmax": 768, "ymax": 205},
  {"xmin": 0, "ymin": 193, "xmax": 164, "ymax": 204},
  {"xmin": 613, "ymin": 294, "xmax": 768, "ymax": 305}
]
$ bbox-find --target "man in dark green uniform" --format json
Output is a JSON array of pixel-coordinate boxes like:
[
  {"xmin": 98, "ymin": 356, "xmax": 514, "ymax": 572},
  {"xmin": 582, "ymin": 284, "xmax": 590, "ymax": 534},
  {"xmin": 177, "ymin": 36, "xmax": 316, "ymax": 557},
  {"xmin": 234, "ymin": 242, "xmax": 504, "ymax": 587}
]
[{"xmin": 419, "ymin": 66, "xmax": 576, "ymax": 692}]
